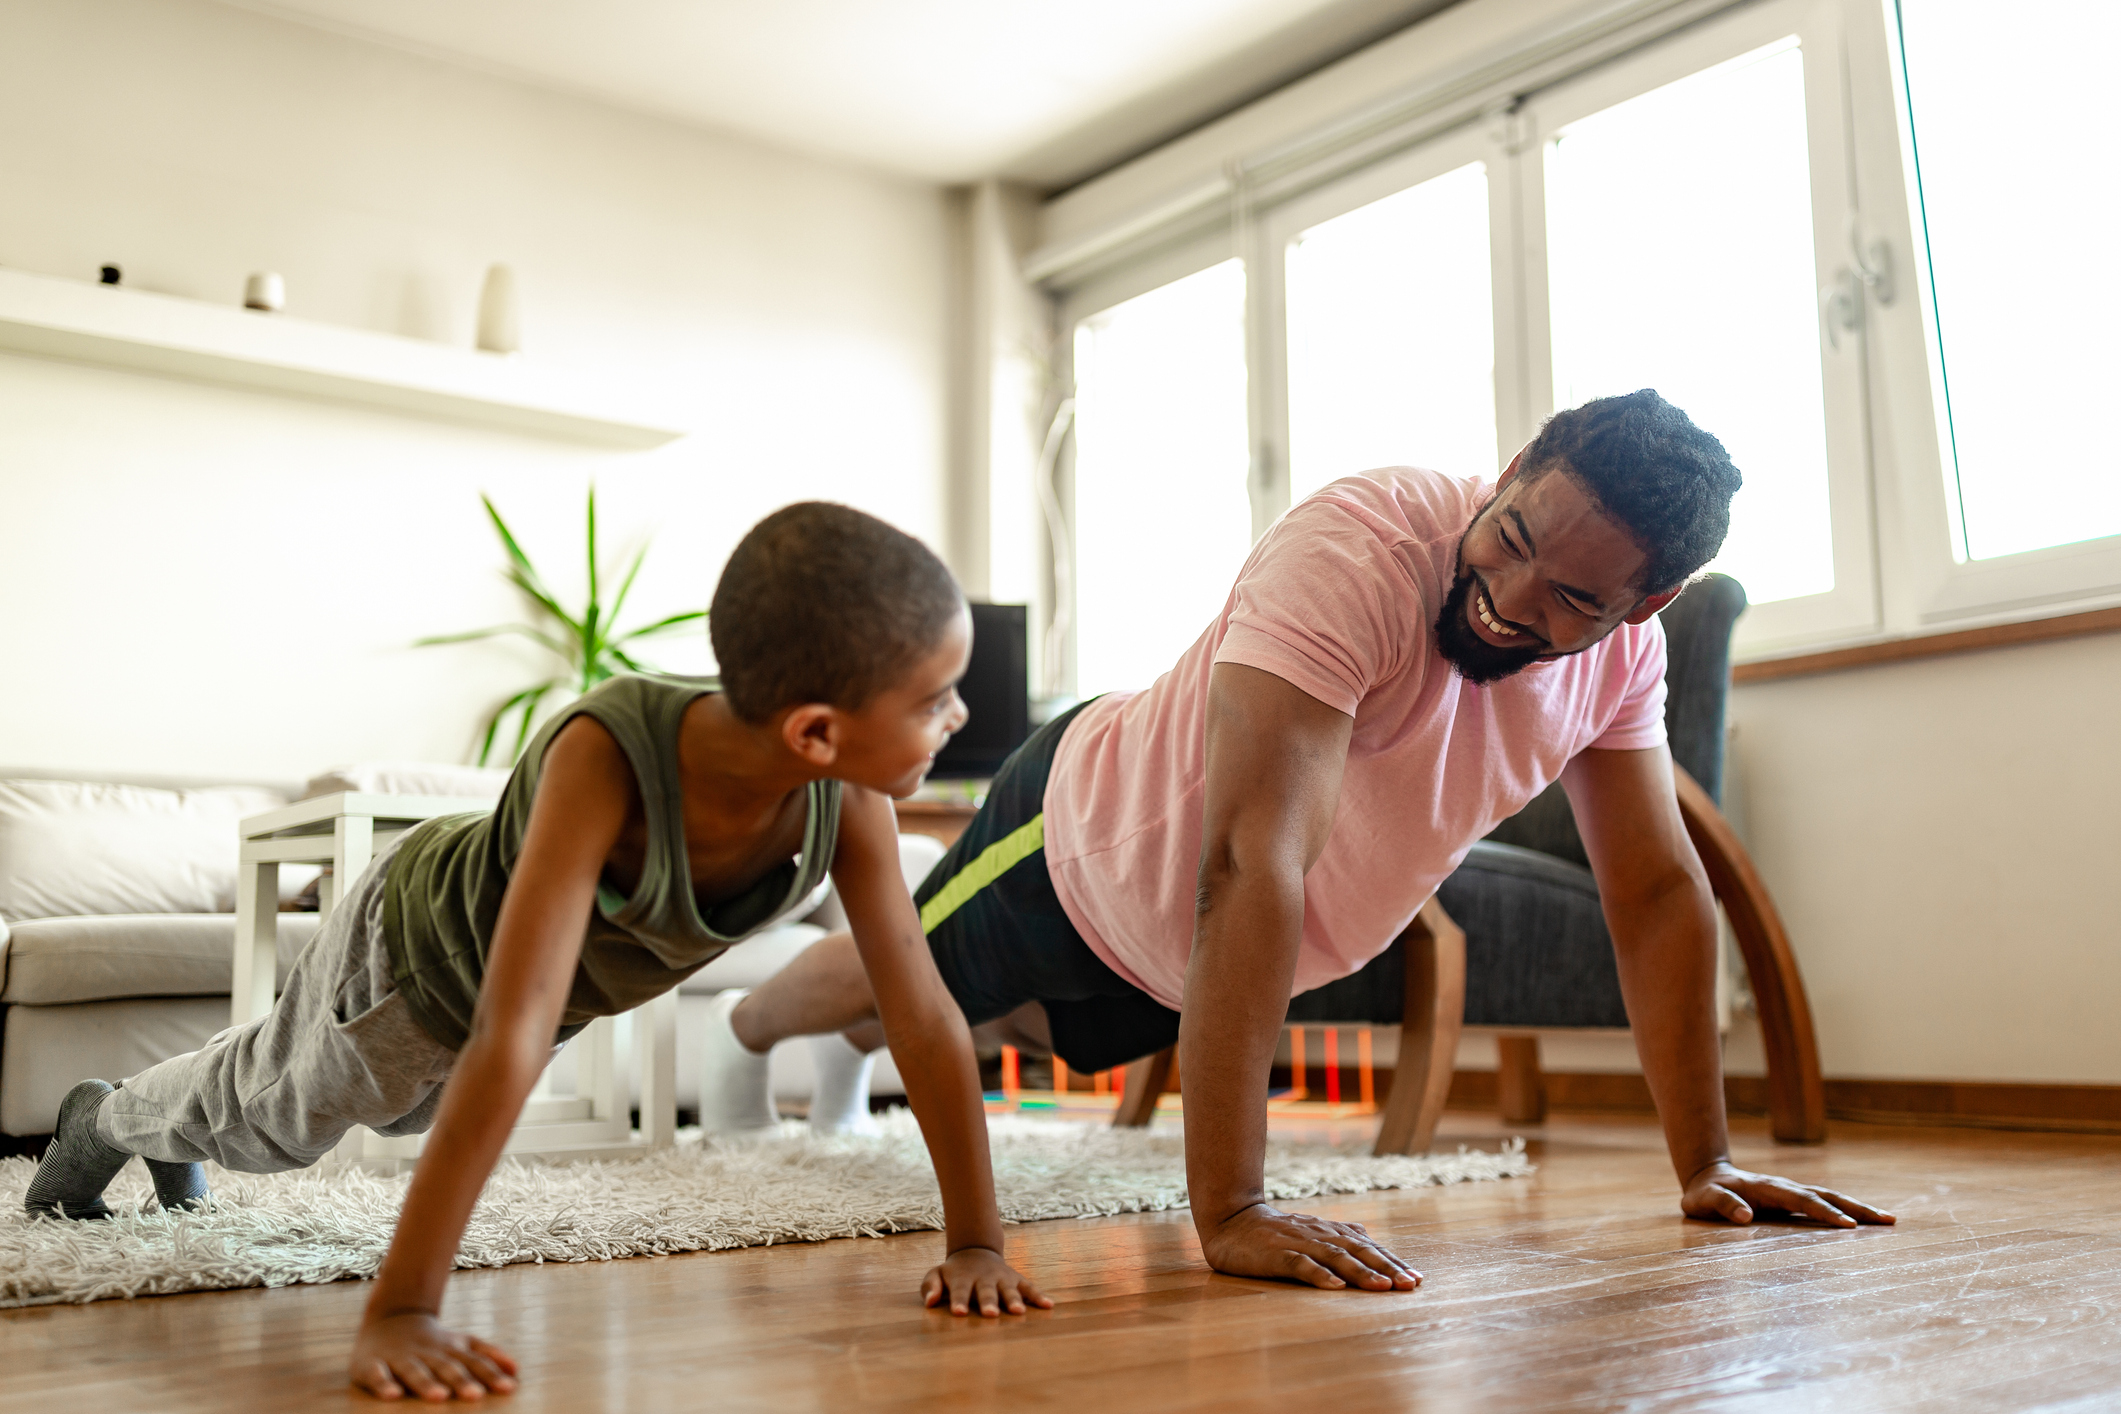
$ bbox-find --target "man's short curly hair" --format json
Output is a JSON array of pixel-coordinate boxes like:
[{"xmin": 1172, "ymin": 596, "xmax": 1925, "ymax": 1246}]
[
  {"xmin": 1520, "ymin": 389, "xmax": 1743, "ymax": 595},
  {"xmin": 709, "ymin": 502, "xmax": 963, "ymax": 724}
]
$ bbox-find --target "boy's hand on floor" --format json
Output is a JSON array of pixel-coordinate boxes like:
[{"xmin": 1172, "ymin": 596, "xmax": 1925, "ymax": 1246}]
[
  {"xmin": 1682, "ymin": 1160, "xmax": 1898, "ymax": 1228},
  {"xmin": 1200, "ymin": 1203, "xmax": 1423, "ymax": 1292},
  {"xmin": 922, "ymin": 1245, "xmax": 1053, "ymax": 1317},
  {"xmin": 350, "ymin": 1312, "xmax": 519, "ymax": 1402}
]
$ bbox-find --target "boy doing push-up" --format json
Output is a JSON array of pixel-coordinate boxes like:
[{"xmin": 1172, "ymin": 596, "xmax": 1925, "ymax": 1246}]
[{"xmin": 26, "ymin": 503, "xmax": 1049, "ymax": 1401}]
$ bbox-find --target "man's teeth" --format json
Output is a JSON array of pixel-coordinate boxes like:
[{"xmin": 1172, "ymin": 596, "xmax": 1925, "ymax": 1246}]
[{"xmin": 1476, "ymin": 591, "xmax": 1520, "ymax": 636}]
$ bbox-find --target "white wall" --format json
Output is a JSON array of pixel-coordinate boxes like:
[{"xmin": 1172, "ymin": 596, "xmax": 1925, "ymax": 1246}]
[
  {"xmin": 1727, "ymin": 634, "xmax": 2121, "ymax": 1086},
  {"xmin": 0, "ymin": 0, "xmax": 949, "ymax": 782}
]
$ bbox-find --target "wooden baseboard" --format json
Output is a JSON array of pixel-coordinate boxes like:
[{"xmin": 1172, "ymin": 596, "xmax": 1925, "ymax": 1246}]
[{"xmin": 1443, "ymin": 1069, "xmax": 2121, "ymax": 1135}]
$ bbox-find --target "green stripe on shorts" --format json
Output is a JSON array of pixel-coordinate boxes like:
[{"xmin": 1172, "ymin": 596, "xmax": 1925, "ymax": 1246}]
[{"xmin": 919, "ymin": 813, "xmax": 1045, "ymax": 934}]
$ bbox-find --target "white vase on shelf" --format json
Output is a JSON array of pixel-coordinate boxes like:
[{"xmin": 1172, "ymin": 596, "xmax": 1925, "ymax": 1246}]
[{"xmin": 476, "ymin": 263, "xmax": 520, "ymax": 355}]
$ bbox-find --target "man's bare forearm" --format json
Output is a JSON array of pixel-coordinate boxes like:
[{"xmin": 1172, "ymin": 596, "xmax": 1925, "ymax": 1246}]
[
  {"xmin": 1607, "ymin": 876, "xmax": 1728, "ymax": 1185},
  {"xmin": 1179, "ymin": 857, "xmax": 1306, "ymax": 1231}
]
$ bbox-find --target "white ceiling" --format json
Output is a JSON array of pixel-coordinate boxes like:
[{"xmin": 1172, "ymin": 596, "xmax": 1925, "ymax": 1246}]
[{"xmin": 218, "ymin": 0, "xmax": 1460, "ymax": 189}]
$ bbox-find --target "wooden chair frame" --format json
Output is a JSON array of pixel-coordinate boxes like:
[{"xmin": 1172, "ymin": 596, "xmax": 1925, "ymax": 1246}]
[{"xmin": 1111, "ymin": 765, "xmax": 1826, "ymax": 1151}]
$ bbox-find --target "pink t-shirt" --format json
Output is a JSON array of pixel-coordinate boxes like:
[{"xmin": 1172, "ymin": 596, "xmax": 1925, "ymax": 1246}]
[{"xmin": 1042, "ymin": 468, "xmax": 1669, "ymax": 1010}]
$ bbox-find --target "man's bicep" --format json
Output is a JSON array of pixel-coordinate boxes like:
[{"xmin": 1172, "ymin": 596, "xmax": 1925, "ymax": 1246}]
[
  {"xmin": 1203, "ymin": 662, "xmax": 1353, "ymax": 873},
  {"xmin": 1559, "ymin": 746, "xmax": 1701, "ymax": 904}
]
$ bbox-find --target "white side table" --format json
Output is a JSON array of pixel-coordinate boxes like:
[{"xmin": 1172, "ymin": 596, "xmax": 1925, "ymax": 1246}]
[{"xmin": 232, "ymin": 793, "xmax": 678, "ymax": 1171}]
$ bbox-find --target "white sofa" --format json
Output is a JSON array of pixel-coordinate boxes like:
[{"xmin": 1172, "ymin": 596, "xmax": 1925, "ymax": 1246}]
[{"xmin": 0, "ymin": 767, "xmax": 940, "ymax": 1136}]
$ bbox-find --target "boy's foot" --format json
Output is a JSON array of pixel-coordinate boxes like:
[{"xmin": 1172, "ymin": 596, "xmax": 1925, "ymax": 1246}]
[
  {"xmin": 807, "ymin": 1033, "xmax": 879, "ymax": 1136},
  {"xmin": 699, "ymin": 990, "xmax": 780, "ymax": 1135},
  {"xmin": 24, "ymin": 1080, "xmax": 132, "ymax": 1220},
  {"xmin": 146, "ymin": 1158, "xmax": 212, "ymax": 1212}
]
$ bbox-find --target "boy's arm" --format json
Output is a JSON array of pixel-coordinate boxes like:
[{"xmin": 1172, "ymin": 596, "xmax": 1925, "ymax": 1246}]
[
  {"xmin": 350, "ymin": 719, "xmax": 634, "ymax": 1401},
  {"xmin": 1561, "ymin": 745, "xmax": 1893, "ymax": 1227},
  {"xmin": 830, "ymin": 786, "xmax": 1050, "ymax": 1316}
]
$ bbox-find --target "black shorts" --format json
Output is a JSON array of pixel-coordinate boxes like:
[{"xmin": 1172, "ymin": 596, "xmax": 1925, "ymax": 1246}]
[{"xmin": 913, "ymin": 700, "xmax": 1182, "ymax": 1074}]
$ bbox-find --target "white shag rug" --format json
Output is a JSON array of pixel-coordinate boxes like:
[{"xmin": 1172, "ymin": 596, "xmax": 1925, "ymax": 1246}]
[{"xmin": 0, "ymin": 1112, "xmax": 1529, "ymax": 1308}]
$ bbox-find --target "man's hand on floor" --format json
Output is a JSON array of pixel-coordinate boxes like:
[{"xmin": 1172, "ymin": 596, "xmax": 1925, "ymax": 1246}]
[
  {"xmin": 1200, "ymin": 1203, "xmax": 1423, "ymax": 1291},
  {"xmin": 1682, "ymin": 1160, "xmax": 1897, "ymax": 1228}
]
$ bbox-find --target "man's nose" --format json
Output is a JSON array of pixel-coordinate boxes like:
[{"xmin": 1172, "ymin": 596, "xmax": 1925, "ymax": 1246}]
[{"xmin": 1486, "ymin": 564, "xmax": 1538, "ymax": 629}]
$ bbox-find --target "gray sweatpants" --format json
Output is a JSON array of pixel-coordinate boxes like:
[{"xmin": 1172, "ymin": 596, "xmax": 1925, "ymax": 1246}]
[{"xmin": 99, "ymin": 836, "xmax": 459, "ymax": 1172}]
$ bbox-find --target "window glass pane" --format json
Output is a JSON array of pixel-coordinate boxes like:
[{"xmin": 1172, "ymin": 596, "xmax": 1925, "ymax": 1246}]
[
  {"xmin": 1071, "ymin": 259, "xmax": 1252, "ymax": 697},
  {"xmin": 1546, "ymin": 39, "xmax": 1833, "ymax": 605},
  {"xmin": 1286, "ymin": 162, "xmax": 1498, "ymax": 501},
  {"xmin": 1899, "ymin": 2, "xmax": 2121, "ymax": 560}
]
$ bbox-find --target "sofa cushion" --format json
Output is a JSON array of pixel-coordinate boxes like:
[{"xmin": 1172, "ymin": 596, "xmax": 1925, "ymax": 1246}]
[
  {"xmin": 0, "ymin": 779, "xmax": 290, "ymax": 922},
  {"xmin": 677, "ymin": 923, "xmax": 828, "ymax": 994},
  {"xmin": 0, "ymin": 912, "xmax": 320, "ymax": 1005},
  {"xmin": 304, "ymin": 761, "xmax": 513, "ymax": 800},
  {"xmin": 1, "ymin": 996, "xmax": 230, "ymax": 1135}
]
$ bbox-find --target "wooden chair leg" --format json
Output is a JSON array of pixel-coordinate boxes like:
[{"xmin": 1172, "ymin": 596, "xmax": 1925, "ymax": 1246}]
[
  {"xmin": 1496, "ymin": 1035, "xmax": 1548, "ymax": 1124},
  {"xmin": 1374, "ymin": 897, "xmax": 1466, "ymax": 1156},
  {"xmin": 1111, "ymin": 1047, "xmax": 1174, "ymax": 1128},
  {"xmin": 1675, "ymin": 766, "xmax": 1827, "ymax": 1143}
]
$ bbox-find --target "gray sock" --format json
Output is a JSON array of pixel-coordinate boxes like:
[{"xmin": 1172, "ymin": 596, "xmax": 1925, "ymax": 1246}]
[
  {"xmin": 145, "ymin": 1158, "xmax": 211, "ymax": 1212},
  {"xmin": 24, "ymin": 1080, "xmax": 132, "ymax": 1221}
]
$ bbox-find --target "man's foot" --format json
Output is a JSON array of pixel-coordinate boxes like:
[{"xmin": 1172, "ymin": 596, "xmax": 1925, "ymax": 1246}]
[
  {"xmin": 806, "ymin": 1033, "xmax": 879, "ymax": 1135},
  {"xmin": 24, "ymin": 1080, "xmax": 132, "ymax": 1220},
  {"xmin": 699, "ymin": 990, "xmax": 780, "ymax": 1135},
  {"xmin": 146, "ymin": 1158, "xmax": 212, "ymax": 1212}
]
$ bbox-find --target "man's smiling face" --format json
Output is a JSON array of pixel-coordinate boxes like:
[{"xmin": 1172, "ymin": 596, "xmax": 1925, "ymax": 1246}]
[{"xmin": 1433, "ymin": 455, "xmax": 1672, "ymax": 684}]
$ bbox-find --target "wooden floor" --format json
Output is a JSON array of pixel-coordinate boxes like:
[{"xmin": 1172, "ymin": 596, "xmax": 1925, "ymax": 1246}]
[{"xmin": 6, "ymin": 1112, "xmax": 2120, "ymax": 1412}]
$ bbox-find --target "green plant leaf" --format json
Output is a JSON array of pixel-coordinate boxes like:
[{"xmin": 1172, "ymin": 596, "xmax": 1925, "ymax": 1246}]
[
  {"xmin": 613, "ymin": 609, "xmax": 708, "ymax": 643},
  {"xmin": 607, "ymin": 643, "xmax": 648, "ymax": 673},
  {"xmin": 477, "ymin": 678, "xmax": 562, "ymax": 766},
  {"xmin": 581, "ymin": 484, "xmax": 602, "ymax": 657},
  {"xmin": 509, "ymin": 681, "xmax": 563, "ymax": 762},
  {"xmin": 605, "ymin": 543, "xmax": 650, "ymax": 631},
  {"xmin": 415, "ymin": 623, "xmax": 572, "ymax": 656},
  {"xmin": 504, "ymin": 566, "xmax": 577, "ymax": 635},
  {"xmin": 482, "ymin": 495, "xmax": 560, "ymax": 609}
]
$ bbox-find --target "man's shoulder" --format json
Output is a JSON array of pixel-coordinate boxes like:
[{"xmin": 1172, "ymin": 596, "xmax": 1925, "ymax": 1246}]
[{"xmin": 1297, "ymin": 466, "xmax": 1490, "ymax": 541}]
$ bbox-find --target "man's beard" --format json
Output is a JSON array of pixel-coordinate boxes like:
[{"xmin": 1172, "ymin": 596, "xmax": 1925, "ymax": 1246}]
[{"xmin": 1433, "ymin": 567, "xmax": 1546, "ymax": 685}]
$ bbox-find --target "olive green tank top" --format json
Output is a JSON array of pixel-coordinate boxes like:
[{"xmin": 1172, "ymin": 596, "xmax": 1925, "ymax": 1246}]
[{"xmin": 381, "ymin": 674, "xmax": 842, "ymax": 1050}]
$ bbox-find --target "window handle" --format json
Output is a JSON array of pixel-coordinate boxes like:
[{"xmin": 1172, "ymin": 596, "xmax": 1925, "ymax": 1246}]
[{"xmin": 1822, "ymin": 222, "xmax": 1894, "ymax": 349}]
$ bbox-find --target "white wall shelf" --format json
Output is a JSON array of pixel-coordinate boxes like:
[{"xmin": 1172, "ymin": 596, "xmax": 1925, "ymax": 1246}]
[{"xmin": 0, "ymin": 266, "xmax": 684, "ymax": 448}]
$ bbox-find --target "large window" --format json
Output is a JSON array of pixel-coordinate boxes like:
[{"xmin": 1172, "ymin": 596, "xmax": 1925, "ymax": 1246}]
[
  {"xmin": 1898, "ymin": 0, "xmax": 2121, "ymax": 562},
  {"xmin": 1545, "ymin": 40, "xmax": 1833, "ymax": 607},
  {"xmin": 1048, "ymin": 0, "xmax": 2120, "ymax": 680},
  {"xmin": 1070, "ymin": 259, "xmax": 1253, "ymax": 697},
  {"xmin": 1285, "ymin": 160, "xmax": 1498, "ymax": 502}
]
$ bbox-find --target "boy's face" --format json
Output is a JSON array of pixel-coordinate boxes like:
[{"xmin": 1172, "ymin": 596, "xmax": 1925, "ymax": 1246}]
[{"xmin": 830, "ymin": 607, "xmax": 973, "ymax": 798}]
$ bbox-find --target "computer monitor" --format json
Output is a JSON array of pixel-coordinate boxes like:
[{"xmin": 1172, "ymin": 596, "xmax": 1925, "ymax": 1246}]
[{"xmin": 929, "ymin": 602, "xmax": 1029, "ymax": 781}]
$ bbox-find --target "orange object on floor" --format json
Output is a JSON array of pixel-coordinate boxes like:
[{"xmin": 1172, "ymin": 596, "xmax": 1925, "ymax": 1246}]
[
  {"xmin": 1358, "ymin": 1029, "xmax": 1375, "ymax": 1108},
  {"xmin": 1001, "ymin": 1045, "xmax": 1019, "ymax": 1097},
  {"xmin": 1325, "ymin": 1028, "xmax": 1341, "ymax": 1105},
  {"xmin": 1053, "ymin": 1056, "xmax": 1069, "ymax": 1093},
  {"xmin": 1093, "ymin": 1069, "xmax": 1108, "ymax": 1096}
]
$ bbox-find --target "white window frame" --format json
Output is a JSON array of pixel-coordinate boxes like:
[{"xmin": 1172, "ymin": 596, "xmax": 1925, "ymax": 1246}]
[
  {"xmin": 1036, "ymin": 0, "xmax": 2121, "ymax": 680},
  {"xmin": 1846, "ymin": 0, "xmax": 2121, "ymax": 631},
  {"xmin": 1514, "ymin": 0, "xmax": 1878, "ymax": 653}
]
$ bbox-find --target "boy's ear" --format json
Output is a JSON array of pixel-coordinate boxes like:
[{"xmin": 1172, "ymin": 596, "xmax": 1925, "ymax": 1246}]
[{"xmin": 780, "ymin": 703, "xmax": 842, "ymax": 767}]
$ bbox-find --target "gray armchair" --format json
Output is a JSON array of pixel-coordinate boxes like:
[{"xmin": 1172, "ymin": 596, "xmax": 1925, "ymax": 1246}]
[{"xmin": 1114, "ymin": 574, "xmax": 1827, "ymax": 1152}]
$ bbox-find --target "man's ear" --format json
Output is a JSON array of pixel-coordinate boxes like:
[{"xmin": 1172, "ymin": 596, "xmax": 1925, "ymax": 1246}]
[
  {"xmin": 779, "ymin": 703, "xmax": 841, "ymax": 767},
  {"xmin": 1495, "ymin": 444, "xmax": 1529, "ymax": 489},
  {"xmin": 1623, "ymin": 586, "xmax": 1683, "ymax": 625}
]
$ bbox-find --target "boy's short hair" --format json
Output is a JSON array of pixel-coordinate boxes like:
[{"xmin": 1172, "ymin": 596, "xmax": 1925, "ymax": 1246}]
[
  {"xmin": 710, "ymin": 503, "xmax": 964, "ymax": 724},
  {"xmin": 1521, "ymin": 389, "xmax": 1743, "ymax": 595}
]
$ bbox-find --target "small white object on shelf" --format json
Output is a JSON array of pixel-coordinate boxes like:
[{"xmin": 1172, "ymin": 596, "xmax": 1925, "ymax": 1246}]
[
  {"xmin": 243, "ymin": 271, "xmax": 284, "ymax": 312},
  {"xmin": 0, "ymin": 265, "xmax": 682, "ymax": 448},
  {"xmin": 475, "ymin": 262, "xmax": 519, "ymax": 354}
]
